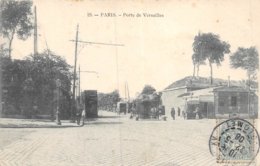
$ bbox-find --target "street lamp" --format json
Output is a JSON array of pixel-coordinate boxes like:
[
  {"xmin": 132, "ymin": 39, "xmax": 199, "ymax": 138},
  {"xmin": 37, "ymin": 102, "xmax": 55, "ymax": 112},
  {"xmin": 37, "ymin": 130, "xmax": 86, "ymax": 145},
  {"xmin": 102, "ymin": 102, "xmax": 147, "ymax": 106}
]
[{"xmin": 56, "ymin": 79, "xmax": 62, "ymax": 125}]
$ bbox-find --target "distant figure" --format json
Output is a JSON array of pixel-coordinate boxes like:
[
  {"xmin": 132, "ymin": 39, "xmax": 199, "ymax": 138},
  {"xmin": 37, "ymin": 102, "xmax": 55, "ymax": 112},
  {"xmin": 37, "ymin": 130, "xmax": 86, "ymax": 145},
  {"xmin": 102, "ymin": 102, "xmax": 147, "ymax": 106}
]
[
  {"xmin": 171, "ymin": 107, "xmax": 175, "ymax": 120},
  {"xmin": 182, "ymin": 110, "xmax": 186, "ymax": 120},
  {"xmin": 81, "ymin": 108, "xmax": 86, "ymax": 126},
  {"xmin": 76, "ymin": 109, "xmax": 81, "ymax": 125},
  {"xmin": 195, "ymin": 107, "xmax": 200, "ymax": 120},
  {"xmin": 56, "ymin": 110, "xmax": 61, "ymax": 125},
  {"xmin": 155, "ymin": 108, "xmax": 159, "ymax": 119},
  {"xmin": 177, "ymin": 107, "xmax": 181, "ymax": 116},
  {"xmin": 76, "ymin": 104, "xmax": 85, "ymax": 126}
]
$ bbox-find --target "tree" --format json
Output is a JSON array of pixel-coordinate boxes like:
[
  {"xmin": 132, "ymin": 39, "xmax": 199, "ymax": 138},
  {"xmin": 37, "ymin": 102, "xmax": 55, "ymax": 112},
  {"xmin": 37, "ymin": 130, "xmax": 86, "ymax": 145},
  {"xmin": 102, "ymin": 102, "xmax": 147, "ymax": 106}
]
[
  {"xmin": 192, "ymin": 32, "xmax": 206, "ymax": 77},
  {"xmin": 0, "ymin": 0, "xmax": 33, "ymax": 58},
  {"xmin": 192, "ymin": 32, "xmax": 230, "ymax": 84},
  {"xmin": 192, "ymin": 52, "xmax": 206, "ymax": 77},
  {"xmin": 97, "ymin": 90, "xmax": 120, "ymax": 111},
  {"xmin": 141, "ymin": 85, "xmax": 156, "ymax": 95},
  {"xmin": 230, "ymin": 47, "xmax": 259, "ymax": 87},
  {"xmin": 1, "ymin": 50, "xmax": 73, "ymax": 118}
]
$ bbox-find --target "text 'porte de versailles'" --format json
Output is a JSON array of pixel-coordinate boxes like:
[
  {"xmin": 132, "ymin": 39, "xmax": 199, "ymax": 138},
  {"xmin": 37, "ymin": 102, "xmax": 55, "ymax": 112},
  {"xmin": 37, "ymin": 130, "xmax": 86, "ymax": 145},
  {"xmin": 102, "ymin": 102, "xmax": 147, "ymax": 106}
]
[{"xmin": 87, "ymin": 12, "xmax": 164, "ymax": 18}]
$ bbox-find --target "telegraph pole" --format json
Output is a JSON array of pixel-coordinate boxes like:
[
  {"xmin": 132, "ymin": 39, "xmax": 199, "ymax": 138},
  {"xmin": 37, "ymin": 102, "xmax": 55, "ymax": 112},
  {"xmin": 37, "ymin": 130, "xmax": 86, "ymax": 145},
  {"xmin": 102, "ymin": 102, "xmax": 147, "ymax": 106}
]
[
  {"xmin": 34, "ymin": 6, "xmax": 38, "ymax": 56},
  {"xmin": 126, "ymin": 81, "xmax": 130, "ymax": 101},
  {"xmin": 72, "ymin": 24, "xmax": 79, "ymax": 102},
  {"xmin": 70, "ymin": 24, "xmax": 124, "ymax": 120},
  {"xmin": 78, "ymin": 65, "xmax": 81, "ymax": 104},
  {"xmin": 70, "ymin": 24, "xmax": 79, "ymax": 121},
  {"xmin": 0, "ymin": 55, "xmax": 2, "ymax": 117}
]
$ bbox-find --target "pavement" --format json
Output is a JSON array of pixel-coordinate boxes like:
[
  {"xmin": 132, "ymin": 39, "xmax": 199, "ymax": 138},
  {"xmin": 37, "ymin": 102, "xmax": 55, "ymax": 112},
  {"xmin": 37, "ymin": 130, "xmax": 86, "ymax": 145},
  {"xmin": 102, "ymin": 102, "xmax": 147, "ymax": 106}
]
[{"xmin": 0, "ymin": 111, "xmax": 258, "ymax": 166}]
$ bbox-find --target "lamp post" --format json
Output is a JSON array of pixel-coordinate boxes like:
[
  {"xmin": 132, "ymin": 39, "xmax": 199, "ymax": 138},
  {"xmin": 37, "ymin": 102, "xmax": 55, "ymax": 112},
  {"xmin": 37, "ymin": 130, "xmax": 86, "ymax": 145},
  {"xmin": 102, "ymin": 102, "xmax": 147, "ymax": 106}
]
[{"xmin": 56, "ymin": 79, "xmax": 61, "ymax": 125}]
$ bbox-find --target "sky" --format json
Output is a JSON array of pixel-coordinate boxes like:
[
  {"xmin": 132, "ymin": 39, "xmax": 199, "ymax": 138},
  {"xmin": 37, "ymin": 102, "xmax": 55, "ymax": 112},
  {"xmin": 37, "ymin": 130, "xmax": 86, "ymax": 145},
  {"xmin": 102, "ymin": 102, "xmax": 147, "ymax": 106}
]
[{"xmin": 6, "ymin": 0, "xmax": 260, "ymax": 98}]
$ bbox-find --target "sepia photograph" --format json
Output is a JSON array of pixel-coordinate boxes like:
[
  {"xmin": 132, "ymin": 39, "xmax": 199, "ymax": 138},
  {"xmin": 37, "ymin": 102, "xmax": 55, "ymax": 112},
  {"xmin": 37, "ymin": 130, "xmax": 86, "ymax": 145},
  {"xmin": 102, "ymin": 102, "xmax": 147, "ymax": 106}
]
[{"xmin": 0, "ymin": 0, "xmax": 260, "ymax": 165}]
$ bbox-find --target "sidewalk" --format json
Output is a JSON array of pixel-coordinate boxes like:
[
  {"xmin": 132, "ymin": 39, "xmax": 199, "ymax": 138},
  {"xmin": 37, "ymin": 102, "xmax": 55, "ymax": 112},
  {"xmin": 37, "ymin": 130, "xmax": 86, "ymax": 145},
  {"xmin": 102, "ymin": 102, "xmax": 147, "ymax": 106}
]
[
  {"xmin": 0, "ymin": 118, "xmax": 79, "ymax": 128},
  {"xmin": 0, "ymin": 110, "xmax": 121, "ymax": 128}
]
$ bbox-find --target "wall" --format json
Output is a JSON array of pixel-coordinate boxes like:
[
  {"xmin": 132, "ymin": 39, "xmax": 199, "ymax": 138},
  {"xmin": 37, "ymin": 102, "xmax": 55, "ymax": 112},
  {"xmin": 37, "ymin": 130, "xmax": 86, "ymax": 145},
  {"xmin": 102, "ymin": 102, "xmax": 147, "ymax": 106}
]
[
  {"xmin": 161, "ymin": 87, "xmax": 187, "ymax": 118},
  {"xmin": 215, "ymin": 91, "xmax": 249, "ymax": 116}
]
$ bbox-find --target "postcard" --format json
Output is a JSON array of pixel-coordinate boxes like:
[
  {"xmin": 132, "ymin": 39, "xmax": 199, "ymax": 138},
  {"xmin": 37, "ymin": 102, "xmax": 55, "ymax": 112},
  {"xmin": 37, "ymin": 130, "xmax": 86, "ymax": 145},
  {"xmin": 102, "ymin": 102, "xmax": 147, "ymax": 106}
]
[{"xmin": 0, "ymin": 0, "xmax": 259, "ymax": 165}]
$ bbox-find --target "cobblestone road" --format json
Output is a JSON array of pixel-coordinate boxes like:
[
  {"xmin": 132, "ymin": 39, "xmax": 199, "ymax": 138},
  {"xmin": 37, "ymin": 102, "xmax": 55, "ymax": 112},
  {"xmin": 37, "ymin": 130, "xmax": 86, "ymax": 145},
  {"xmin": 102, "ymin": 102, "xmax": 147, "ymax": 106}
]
[{"xmin": 0, "ymin": 111, "xmax": 257, "ymax": 166}]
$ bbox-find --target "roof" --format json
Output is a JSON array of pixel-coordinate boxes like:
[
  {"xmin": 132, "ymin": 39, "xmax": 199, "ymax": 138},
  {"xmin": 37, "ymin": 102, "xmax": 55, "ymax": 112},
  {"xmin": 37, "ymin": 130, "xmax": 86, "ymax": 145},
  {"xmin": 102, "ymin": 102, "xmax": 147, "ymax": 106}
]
[
  {"xmin": 164, "ymin": 76, "xmax": 247, "ymax": 90},
  {"xmin": 178, "ymin": 87, "xmax": 217, "ymax": 98},
  {"xmin": 213, "ymin": 86, "xmax": 249, "ymax": 92},
  {"xmin": 179, "ymin": 86, "xmax": 251, "ymax": 103}
]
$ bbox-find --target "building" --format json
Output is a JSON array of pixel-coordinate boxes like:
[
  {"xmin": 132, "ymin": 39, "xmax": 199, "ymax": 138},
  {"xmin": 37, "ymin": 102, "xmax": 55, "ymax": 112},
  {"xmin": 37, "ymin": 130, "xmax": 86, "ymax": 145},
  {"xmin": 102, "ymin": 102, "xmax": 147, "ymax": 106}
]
[
  {"xmin": 161, "ymin": 76, "xmax": 253, "ymax": 118},
  {"xmin": 180, "ymin": 87, "xmax": 215, "ymax": 119},
  {"xmin": 179, "ymin": 86, "xmax": 258, "ymax": 119},
  {"xmin": 213, "ymin": 86, "xmax": 258, "ymax": 119}
]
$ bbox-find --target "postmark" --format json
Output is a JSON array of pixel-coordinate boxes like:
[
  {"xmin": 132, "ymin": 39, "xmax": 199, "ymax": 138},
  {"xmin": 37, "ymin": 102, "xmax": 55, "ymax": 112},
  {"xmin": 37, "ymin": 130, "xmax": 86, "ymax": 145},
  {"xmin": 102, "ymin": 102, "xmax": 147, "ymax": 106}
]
[{"xmin": 209, "ymin": 118, "xmax": 260, "ymax": 164}]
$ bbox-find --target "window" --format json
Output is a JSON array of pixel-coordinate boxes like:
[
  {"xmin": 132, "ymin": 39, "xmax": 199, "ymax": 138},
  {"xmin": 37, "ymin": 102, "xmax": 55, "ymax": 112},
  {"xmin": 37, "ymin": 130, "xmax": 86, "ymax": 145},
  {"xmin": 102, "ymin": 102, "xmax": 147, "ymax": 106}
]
[{"xmin": 231, "ymin": 96, "xmax": 237, "ymax": 107}]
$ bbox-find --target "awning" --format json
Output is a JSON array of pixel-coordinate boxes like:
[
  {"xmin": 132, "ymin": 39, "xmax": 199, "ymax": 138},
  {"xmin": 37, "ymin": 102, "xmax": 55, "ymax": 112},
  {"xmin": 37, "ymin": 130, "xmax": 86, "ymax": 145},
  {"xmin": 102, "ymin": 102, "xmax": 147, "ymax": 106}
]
[
  {"xmin": 178, "ymin": 92, "xmax": 192, "ymax": 97},
  {"xmin": 187, "ymin": 100, "xmax": 199, "ymax": 104}
]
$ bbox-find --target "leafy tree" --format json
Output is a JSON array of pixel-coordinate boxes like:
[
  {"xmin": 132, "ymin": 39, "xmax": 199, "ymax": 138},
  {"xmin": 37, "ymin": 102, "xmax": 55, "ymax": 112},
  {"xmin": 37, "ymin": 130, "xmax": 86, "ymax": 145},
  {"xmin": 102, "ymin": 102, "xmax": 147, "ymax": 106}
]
[
  {"xmin": 192, "ymin": 32, "xmax": 206, "ymax": 77},
  {"xmin": 230, "ymin": 47, "xmax": 259, "ymax": 87},
  {"xmin": 192, "ymin": 52, "xmax": 206, "ymax": 77},
  {"xmin": 1, "ymin": 50, "xmax": 73, "ymax": 118},
  {"xmin": 98, "ymin": 90, "xmax": 120, "ymax": 111},
  {"xmin": 0, "ymin": 0, "xmax": 33, "ymax": 58},
  {"xmin": 192, "ymin": 32, "xmax": 230, "ymax": 84},
  {"xmin": 141, "ymin": 85, "xmax": 156, "ymax": 95},
  {"xmin": 27, "ymin": 51, "xmax": 73, "ymax": 118}
]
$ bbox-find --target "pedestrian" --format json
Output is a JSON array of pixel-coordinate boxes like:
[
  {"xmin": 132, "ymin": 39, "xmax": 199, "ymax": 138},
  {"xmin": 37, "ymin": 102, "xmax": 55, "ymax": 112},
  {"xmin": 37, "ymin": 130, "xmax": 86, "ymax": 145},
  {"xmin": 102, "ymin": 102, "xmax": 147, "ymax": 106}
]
[
  {"xmin": 195, "ymin": 107, "xmax": 200, "ymax": 120},
  {"xmin": 177, "ymin": 107, "xmax": 181, "ymax": 116},
  {"xmin": 171, "ymin": 107, "xmax": 175, "ymax": 120},
  {"xmin": 56, "ymin": 110, "xmax": 62, "ymax": 125},
  {"xmin": 76, "ymin": 109, "xmax": 81, "ymax": 125},
  {"xmin": 81, "ymin": 106, "xmax": 86, "ymax": 126},
  {"xmin": 182, "ymin": 110, "xmax": 187, "ymax": 120}
]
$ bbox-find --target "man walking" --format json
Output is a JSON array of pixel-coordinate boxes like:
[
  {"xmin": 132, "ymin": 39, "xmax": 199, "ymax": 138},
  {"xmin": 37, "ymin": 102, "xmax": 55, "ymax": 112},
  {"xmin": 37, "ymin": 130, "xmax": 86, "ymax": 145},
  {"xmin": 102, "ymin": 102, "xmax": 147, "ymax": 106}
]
[{"xmin": 171, "ymin": 107, "xmax": 175, "ymax": 120}]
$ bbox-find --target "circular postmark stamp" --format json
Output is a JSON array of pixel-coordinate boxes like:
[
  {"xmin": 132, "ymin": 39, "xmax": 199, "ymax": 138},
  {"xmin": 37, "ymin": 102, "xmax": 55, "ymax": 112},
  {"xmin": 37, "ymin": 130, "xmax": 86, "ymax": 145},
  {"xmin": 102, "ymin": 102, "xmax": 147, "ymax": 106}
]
[{"xmin": 209, "ymin": 118, "xmax": 260, "ymax": 164}]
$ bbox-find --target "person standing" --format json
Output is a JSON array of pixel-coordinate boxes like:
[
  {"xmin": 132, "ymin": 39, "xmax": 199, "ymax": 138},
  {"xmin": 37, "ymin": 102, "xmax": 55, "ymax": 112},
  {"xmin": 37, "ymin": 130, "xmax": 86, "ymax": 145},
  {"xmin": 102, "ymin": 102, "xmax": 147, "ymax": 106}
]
[
  {"xmin": 195, "ymin": 106, "xmax": 200, "ymax": 120},
  {"xmin": 76, "ymin": 109, "xmax": 81, "ymax": 125},
  {"xmin": 177, "ymin": 107, "xmax": 181, "ymax": 116},
  {"xmin": 171, "ymin": 107, "xmax": 175, "ymax": 120},
  {"xmin": 81, "ymin": 106, "xmax": 86, "ymax": 126}
]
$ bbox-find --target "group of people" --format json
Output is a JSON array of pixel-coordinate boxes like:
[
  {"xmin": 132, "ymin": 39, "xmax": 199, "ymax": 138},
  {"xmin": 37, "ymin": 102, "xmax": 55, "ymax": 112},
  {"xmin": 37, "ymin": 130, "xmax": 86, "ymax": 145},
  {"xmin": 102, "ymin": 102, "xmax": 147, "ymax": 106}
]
[
  {"xmin": 171, "ymin": 106, "xmax": 201, "ymax": 120},
  {"xmin": 171, "ymin": 107, "xmax": 181, "ymax": 120},
  {"xmin": 170, "ymin": 107, "xmax": 188, "ymax": 120}
]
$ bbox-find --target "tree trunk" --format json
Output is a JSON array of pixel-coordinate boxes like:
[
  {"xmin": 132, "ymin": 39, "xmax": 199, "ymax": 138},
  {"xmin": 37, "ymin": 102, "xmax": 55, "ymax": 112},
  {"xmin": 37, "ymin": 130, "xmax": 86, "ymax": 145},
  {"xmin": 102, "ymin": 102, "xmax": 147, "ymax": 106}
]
[
  {"xmin": 248, "ymin": 73, "xmax": 251, "ymax": 90},
  {"xmin": 197, "ymin": 64, "xmax": 200, "ymax": 77},
  {"xmin": 8, "ymin": 32, "xmax": 15, "ymax": 59},
  {"xmin": 193, "ymin": 64, "xmax": 195, "ymax": 77},
  {"xmin": 209, "ymin": 62, "xmax": 213, "ymax": 85}
]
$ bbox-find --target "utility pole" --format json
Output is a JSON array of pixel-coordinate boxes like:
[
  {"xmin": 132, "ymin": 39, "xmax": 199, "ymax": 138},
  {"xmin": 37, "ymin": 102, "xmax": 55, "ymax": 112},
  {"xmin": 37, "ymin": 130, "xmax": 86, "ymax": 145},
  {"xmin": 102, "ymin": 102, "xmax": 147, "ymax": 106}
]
[
  {"xmin": 34, "ymin": 6, "xmax": 38, "ymax": 56},
  {"xmin": 0, "ymin": 55, "xmax": 2, "ymax": 118},
  {"xmin": 70, "ymin": 25, "xmax": 124, "ymax": 120},
  {"xmin": 124, "ymin": 82, "xmax": 127, "ymax": 101},
  {"xmin": 78, "ymin": 65, "xmax": 81, "ymax": 104},
  {"xmin": 126, "ymin": 81, "xmax": 130, "ymax": 101},
  {"xmin": 71, "ymin": 24, "xmax": 79, "ymax": 121}
]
